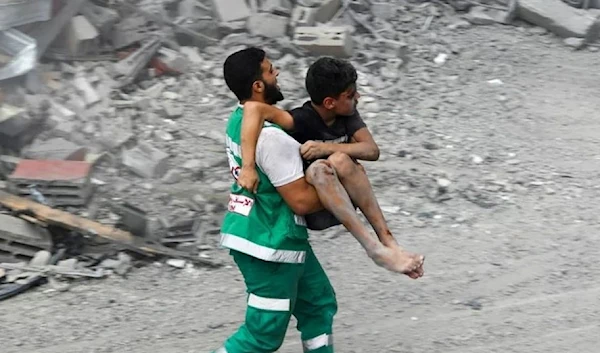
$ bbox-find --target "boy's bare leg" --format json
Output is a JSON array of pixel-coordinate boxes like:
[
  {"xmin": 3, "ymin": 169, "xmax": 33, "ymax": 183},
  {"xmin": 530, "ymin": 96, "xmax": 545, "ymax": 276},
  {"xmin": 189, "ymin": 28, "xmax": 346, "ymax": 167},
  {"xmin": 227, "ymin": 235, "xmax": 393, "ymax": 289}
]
[
  {"xmin": 306, "ymin": 160, "xmax": 424, "ymax": 278},
  {"xmin": 327, "ymin": 152, "xmax": 396, "ymax": 246}
]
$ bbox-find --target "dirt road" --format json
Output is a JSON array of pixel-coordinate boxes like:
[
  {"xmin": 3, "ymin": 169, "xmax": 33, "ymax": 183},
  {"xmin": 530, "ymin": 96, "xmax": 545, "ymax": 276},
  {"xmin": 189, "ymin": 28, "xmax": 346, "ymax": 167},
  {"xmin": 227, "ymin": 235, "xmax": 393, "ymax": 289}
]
[{"xmin": 2, "ymin": 25, "xmax": 600, "ymax": 353}]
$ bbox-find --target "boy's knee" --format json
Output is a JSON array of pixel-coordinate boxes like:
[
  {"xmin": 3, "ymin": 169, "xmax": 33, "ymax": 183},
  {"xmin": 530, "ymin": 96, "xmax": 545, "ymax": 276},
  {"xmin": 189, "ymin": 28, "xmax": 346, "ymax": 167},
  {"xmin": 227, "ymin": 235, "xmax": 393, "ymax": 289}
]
[
  {"xmin": 327, "ymin": 152, "xmax": 354, "ymax": 176},
  {"xmin": 306, "ymin": 160, "xmax": 335, "ymax": 185}
]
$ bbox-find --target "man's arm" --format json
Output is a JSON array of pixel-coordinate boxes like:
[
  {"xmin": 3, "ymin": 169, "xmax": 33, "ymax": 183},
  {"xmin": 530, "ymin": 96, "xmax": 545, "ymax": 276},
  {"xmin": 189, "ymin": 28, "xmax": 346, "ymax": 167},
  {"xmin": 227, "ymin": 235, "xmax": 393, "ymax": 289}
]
[
  {"xmin": 240, "ymin": 101, "xmax": 295, "ymax": 170},
  {"xmin": 255, "ymin": 128, "xmax": 323, "ymax": 216}
]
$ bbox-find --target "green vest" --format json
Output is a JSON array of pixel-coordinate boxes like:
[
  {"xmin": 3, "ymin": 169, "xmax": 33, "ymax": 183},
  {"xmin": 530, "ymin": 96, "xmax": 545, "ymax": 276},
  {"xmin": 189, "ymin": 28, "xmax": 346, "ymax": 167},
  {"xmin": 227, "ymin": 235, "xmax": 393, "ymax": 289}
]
[{"xmin": 219, "ymin": 106, "xmax": 309, "ymax": 263}]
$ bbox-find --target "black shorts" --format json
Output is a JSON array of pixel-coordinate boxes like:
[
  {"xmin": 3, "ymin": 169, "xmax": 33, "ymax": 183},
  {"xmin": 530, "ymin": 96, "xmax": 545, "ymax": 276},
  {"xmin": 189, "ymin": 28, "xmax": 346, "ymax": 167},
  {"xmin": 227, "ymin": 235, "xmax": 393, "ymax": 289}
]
[{"xmin": 303, "ymin": 158, "xmax": 358, "ymax": 231}]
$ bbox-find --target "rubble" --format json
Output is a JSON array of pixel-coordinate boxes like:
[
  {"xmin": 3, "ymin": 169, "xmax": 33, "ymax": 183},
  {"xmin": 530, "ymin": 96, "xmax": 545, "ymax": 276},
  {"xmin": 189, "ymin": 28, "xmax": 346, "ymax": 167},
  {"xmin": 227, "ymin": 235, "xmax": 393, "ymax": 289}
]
[
  {"xmin": 121, "ymin": 142, "xmax": 170, "ymax": 179},
  {"xmin": 0, "ymin": 0, "xmax": 52, "ymax": 30},
  {"xmin": 61, "ymin": 15, "xmax": 100, "ymax": 56},
  {"xmin": 7, "ymin": 159, "xmax": 94, "ymax": 206},
  {"xmin": 22, "ymin": 138, "xmax": 88, "ymax": 161},
  {"xmin": 293, "ymin": 26, "xmax": 354, "ymax": 57},
  {"xmin": 0, "ymin": 214, "xmax": 53, "ymax": 263},
  {"xmin": 516, "ymin": 0, "xmax": 600, "ymax": 41}
]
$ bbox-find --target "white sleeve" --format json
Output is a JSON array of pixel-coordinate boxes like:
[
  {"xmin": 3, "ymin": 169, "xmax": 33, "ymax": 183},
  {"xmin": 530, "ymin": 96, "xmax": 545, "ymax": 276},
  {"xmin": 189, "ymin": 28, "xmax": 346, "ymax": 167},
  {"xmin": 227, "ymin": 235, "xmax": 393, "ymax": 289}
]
[{"xmin": 255, "ymin": 128, "xmax": 304, "ymax": 187}]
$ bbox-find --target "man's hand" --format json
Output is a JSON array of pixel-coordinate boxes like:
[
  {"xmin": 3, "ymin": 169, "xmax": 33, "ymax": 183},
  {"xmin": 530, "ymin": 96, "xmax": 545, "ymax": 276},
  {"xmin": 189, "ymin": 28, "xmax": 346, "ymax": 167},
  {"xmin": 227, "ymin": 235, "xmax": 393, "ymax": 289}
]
[
  {"xmin": 372, "ymin": 244, "xmax": 425, "ymax": 279},
  {"xmin": 301, "ymin": 141, "xmax": 331, "ymax": 160},
  {"xmin": 237, "ymin": 166, "xmax": 259, "ymax": 193}
]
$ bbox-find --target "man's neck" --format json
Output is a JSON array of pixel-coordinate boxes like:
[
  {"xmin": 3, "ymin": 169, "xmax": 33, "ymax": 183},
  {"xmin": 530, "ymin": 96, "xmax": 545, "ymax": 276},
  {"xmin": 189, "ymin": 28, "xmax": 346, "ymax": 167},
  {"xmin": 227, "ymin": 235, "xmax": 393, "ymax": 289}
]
[
  {"xmin": 241, "ymin": 96, "xmax": 269, "ymax": 105},
  {"xmin": 311, "ymin": 102, "xmax": 336, "ymax": 126}
]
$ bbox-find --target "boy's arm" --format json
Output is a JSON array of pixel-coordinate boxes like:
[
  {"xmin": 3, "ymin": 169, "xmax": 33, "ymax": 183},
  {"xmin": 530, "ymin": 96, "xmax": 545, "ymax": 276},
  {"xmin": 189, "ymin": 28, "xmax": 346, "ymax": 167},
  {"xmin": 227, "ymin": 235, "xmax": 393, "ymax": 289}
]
[
  {"xmin": 237, "ymin": 102, "xmax": 296, "ymax": 193},
  {"xmin": 300, "ymin": 110, "xmax": 380, "ymax": 161},
  {"xmin": 309, "ymin": 127, "xmax": 380, "ymax": 161}
]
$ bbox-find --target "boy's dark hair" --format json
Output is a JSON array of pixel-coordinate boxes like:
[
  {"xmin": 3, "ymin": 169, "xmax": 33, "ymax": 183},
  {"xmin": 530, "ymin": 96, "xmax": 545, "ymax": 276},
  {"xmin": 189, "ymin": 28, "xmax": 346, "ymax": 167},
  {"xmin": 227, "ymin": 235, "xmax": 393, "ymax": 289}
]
[
  {"xmin": 305, "ymin": 57, "xmax": 358, "ymax": 105},
  {"xmin": 223, "ymin": 47, "xmax": 266, "ymax": 101}
]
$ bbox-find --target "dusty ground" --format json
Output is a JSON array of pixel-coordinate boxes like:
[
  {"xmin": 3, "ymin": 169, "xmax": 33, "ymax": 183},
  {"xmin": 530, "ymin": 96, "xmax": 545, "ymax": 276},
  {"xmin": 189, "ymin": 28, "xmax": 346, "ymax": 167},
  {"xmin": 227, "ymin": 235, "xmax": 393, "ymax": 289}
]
[{"xmin": 3, "ymin": 23, "xmax": 600, "ymax": 353}]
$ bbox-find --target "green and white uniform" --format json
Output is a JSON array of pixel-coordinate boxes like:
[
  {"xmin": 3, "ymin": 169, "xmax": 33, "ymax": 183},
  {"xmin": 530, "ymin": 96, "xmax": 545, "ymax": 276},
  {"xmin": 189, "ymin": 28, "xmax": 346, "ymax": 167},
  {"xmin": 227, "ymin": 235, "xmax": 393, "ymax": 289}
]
[{"xmin": 214, "ymin": 106, "xmax": 337, "ymax": 353}]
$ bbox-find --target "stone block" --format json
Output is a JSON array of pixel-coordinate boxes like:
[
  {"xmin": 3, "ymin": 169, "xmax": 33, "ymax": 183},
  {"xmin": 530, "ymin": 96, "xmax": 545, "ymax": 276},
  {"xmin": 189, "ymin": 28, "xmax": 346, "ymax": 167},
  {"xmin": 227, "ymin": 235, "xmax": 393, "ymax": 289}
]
[
  {"xmin": 314, "ymin": 0, "xmax": 342, "ymax": 23},
  {"xmin": 23, "ymin": 138, "xmax": 88, "ymax": 161},
  {"xmin": 261, "ymin": 0, "xmax": 293, "ymax": 16},
  {"xmin": 291, "ymin": 6, "xmax": 318, "ymax": 27},
  {"xmin": 247, "ymin": 13, "xmax": 289, "ymax": 38},
  {"xmin": 73, "ymin": 76, "xmax": 101, "ymax": 107},
  {"xmin": 210, "ymin": 0, "xmax": 251, "ymax": 22},
  {"xmin": 63, "ymin": 15, "xmax": 100, "ymax": 55},
  {"xmin": 79, "ymin": 1, "xmax": 120, "ymax": 39},
  {"xmin": 122, "ymin": 142, "xmax": 169, "ymax": 179},
  {"xmin": 292, "ymin": 26, "xmax": 353, "ymax": 57},
  {"xmin": 517, "ymin": 0, "xmax": 600, "ymax": 41},
  {"xmin": 0, "ymin": 214, "xmax": 52, "ymax": 263}
]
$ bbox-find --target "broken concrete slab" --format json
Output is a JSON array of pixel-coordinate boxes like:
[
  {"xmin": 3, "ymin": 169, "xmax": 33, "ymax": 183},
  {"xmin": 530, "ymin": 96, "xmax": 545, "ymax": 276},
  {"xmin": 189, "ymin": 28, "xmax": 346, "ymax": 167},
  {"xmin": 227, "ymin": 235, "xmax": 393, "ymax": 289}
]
[
  {"xmin": 466, "ymin": 6, "xmax": 497, "ymax": 25},
  {"xmin": 314, "ymin": 0, "xmax": 342, "ymax": 24},
  {"xmin": 111, "ymin": 202, "xmax": 150, "ymax": 238},
  {"xmin": 0, "ymin": 214, "xmax": 52, "ymax": 264},
  {"xmin": 210, "ymin": 0, "xmax": 251, "ymax": 22},
  {"xmin": 61, "ymin": 15, "xmax": 100, "ymax": 56},
  {"xmin": 260, "ymin": 0, "xmax": 293, "ymax": 16},
  {"xmin": 293, "ymin": 26, "xmax": 353, "ymax": 57},
  {"xmin": 73, "ymin": 76, "xmax": 101, "ymax": 107},
  {"xmin": 122, "ymin": 142, "xmax": 170, "ymax": 179},
  {"xmin": 113, "ymin": 38, "xmax": 162, "ymax": 87},
  {"xmin": 79, "ymin": 1, "xmax": 120, "ymax": 40},
  {"xmin": 23, "ymin": 138, "xmax": 88, "ymax": 161},
  {"xmin": 516, "ymin": 0, "xmax": 600, "ymax": 41},
  {"xmin": 8, "ymin": 159, "xmax": 94, "ymax": 206},
  {"xmin": 291, "ymin": 6, "xmax": 318, "ymax": 27},
  {"xmin": 0, "ymin": 190, "xmax": 221, "ymax": 267},
  {"xmin": 0, "ymin": 0, "xmax": 52, "ymax": 30},
  {"xmin": 247, "ymin": 13, "xmax": 289, "ymax": 38}
]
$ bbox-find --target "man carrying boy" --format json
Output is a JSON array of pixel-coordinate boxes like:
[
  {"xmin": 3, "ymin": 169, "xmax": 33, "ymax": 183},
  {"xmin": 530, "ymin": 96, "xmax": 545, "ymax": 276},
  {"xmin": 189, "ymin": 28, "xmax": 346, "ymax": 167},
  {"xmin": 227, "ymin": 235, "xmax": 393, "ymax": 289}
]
[
  {"xmin": 214, "ymin": 47, "xmax": 424, "ymax": 353},
  {"xmin": 238, "ymin": 56, "xmax": 406, "ymax": 253}
]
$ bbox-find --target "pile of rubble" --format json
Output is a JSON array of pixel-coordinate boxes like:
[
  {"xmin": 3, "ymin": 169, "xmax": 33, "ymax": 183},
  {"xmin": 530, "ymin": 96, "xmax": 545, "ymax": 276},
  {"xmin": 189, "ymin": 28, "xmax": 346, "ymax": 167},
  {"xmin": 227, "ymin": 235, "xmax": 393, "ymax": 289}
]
[{"xmin": 1, "ymin": 0, "xmax": 600, "ymax": 298}]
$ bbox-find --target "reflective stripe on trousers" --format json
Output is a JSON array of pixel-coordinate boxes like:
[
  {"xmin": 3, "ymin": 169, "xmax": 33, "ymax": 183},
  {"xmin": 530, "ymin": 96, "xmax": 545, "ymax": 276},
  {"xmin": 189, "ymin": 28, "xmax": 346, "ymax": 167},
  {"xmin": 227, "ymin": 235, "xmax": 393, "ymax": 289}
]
[{"xmin": 303, "ymin": 333, "xmax": 333, "ymax": 352}]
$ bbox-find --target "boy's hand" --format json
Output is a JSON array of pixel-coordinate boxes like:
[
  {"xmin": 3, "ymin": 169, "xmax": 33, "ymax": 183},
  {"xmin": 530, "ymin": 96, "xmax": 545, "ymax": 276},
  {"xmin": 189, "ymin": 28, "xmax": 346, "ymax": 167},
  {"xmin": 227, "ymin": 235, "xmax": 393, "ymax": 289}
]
[
  {"xmin": 237, "ymin": 167, "xmax": 259, "ymax": 193},
  {"xmin": 372, "ymin": 244, "xmax": 425, "ymax": 279},
  {"xmin": 301, "ymin": 141, "xmax": 331, "ymax": 160}
]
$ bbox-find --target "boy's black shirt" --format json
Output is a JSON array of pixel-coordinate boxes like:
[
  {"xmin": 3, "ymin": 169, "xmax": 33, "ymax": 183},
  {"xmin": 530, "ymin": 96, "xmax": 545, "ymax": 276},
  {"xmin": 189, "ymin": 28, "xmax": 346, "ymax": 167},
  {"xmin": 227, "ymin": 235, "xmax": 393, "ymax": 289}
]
[{"xmin": 286, "ymin": 101, "xmax": 367, "ymax": 145}]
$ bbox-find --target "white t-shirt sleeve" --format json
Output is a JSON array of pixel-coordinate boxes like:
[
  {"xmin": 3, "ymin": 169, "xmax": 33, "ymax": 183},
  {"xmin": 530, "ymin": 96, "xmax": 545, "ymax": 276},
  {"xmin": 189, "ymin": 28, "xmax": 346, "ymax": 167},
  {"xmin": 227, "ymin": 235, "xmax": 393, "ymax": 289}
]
[{"xmin": 255, "ymin": 127, "xmax": 304, "ymax": 187}]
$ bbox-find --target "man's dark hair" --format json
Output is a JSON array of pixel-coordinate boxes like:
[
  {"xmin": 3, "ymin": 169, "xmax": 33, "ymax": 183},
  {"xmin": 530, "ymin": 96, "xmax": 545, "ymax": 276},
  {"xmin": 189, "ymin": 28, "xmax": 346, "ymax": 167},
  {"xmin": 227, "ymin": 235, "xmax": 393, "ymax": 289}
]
[
  {"xmin": 223, "ymin": 47, "xmax": 266, "ymax": 101},
  {"xmin": 305, "ymin": 57, "xmax": 358, "ymax": 105}
]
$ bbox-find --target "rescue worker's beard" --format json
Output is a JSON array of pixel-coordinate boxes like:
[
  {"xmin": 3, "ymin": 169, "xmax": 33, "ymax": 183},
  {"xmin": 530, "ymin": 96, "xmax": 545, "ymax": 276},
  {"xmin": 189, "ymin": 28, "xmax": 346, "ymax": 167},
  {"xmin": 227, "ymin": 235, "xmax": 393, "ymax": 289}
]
[{"xmin": 263, "ymin": 80, "xmax": 284, "ymax": 105}]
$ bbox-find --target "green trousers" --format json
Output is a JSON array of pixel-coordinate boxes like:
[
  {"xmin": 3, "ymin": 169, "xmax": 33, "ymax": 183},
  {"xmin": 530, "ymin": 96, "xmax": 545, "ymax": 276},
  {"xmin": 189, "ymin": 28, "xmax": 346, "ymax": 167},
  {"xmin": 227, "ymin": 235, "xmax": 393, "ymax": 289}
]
[{"xmin": 213, "ymin": 246, "xmax": 338, "ymax": 353}]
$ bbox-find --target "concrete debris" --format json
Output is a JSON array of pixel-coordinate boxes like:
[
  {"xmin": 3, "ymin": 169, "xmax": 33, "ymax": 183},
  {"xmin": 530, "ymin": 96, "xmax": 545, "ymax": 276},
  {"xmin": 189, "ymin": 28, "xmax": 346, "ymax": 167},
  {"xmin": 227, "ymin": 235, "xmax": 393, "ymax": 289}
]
[
  {"xmin": 79, "ymin": 1, "xmax": 120, "ymax": 40},
  {"xmin": 111, "ymin": 202, "xmax": 150, "ymax": 238},
  {"xmin": 113, "ymin": 38, "xmax": 162, "ymax": 87},
  {"xmin": 0, "ymin": 214, "xmax": 53, "ymax": 264},
  {"xmin": 0, "ymin": 28, "xmax": 37, "ymax": 81},
  {"xmin": 22, "ymin": 138, "xmax": 88, "ymax": 161},
  {"xmin": 516, "ymin": 0, "xmax": 600, "ymax": 41},
  {"xmin": 24, "ymin": 0, "xmax": 87, "ymax": 60},
  {"xmin": 60, "ymin": 15, "xmax": 100, "ymax": 56},
  {"xmin": 73, "ymin": 75, "xmax": 101, "ymax": 107},
  {"xmin": 7, "ymin": 159, "xmax": 94, "ymax": 206},
  {"xmin": 247, "ymin": 13, "xmax": 290, "ymax": 38},
  {"xmin": 291, "ymin": 6, "xmax": 319, "ymax": 27},
  {"xmin": 210, "ymin": 0, "xmax": 251, "ymax": 22},
  {"xmin": 261, "ymin": 0, "xmax": 294, "ymax": 16},
  {"xmin": 293, "ymin": 26, "xmax": 354, "ymax": 57},
  {"xmin": 0, "ymin": 190, "xmax": 221, "ymax": 267},
  {"xmin": 0, "ymin": 0, "xmax": 52, "ymax": 31},
  {"xmin": 121, "ymin": 142, "xmax": 170, "ymax": 179}
]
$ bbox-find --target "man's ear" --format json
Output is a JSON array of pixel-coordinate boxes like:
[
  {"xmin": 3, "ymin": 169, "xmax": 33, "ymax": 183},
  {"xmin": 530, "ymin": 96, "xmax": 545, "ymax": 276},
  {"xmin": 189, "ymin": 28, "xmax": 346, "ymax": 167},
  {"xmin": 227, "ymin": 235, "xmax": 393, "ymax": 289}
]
[
  {"xmin": 252, "ymin": 80, "xmax": 265, "ymax": 94},
  {"xmin": 322, "ymin": 97, "xmax": 336, "ymax": 110}
]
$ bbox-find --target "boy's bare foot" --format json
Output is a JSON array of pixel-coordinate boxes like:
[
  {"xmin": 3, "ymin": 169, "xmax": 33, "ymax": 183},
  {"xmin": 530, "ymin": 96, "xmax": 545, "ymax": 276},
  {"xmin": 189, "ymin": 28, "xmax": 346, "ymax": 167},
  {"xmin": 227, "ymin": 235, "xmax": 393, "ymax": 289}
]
[{"xmin": 372, "ymin": 244, "xmax": 425, "ymax": 279}]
